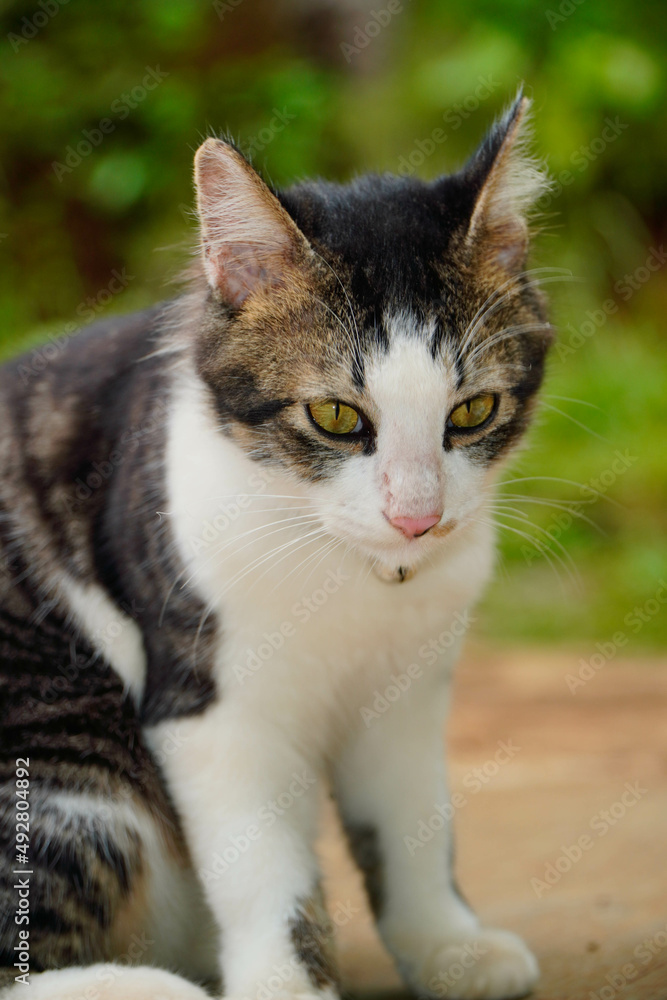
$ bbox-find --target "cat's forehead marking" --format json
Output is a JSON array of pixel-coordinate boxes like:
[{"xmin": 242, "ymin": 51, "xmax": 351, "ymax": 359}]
[
  {"xmin": 368, "ymin": 310, "xmax": 460, "ymax": 392},
  {"xmin": 383, "ymin": 309, "xmax": 435, "ymax": 345},
  {"xmin": 378, "ymin": 308, "xmax": 464, "ymax": 382},
  {"xmin": 364, "ymin": 312, "xmax": 455, "ymax": 425}
]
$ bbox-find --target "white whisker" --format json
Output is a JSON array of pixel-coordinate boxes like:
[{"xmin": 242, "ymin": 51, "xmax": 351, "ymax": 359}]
[
  {"xmin": 539, "ymin": 401, "xmax": 611, "ymax": 444},
  {"xmin": 491, "ymin": 494, "xmax": 606, "ymax": 535},
  {"xmin": 180, "ymin": 513, "xmax": 321, "ymax": 591},
  {"xmin": 457, "ymin": 267, "xmax": 570, "ymax": 357},
  {"xmin": 499, "ymin": 476, "xmax": 623, "ymax": 507},
  {"xmin": 221, "ymin": 527, "xmax": 329, "ymax": 596},
  {"xmin": 483, "ymin": 505, "xmax": 581, "ymax": 583},
  {"xmin": 478, "ymin": 515, "xmax": 578, "ymax": 593},
  {"xmin": 465, "ymin": 322, "xmax": 552, "ymax": 367}
]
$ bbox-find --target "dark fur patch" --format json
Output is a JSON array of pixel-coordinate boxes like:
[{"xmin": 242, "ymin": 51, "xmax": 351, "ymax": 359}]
[
  {"xmin": 0, "ymin": 608, "xmax": 187, "ymax": 982},
  {"xmin": 0, "ymin": 307, "xmax": 219, "ymax": 727},
  {"xmin": 343, "ymin": 822, "xmax": 384, "ymax": 918},
  {"xmin": 288, "ymin": 890, "xmax": 339, "ymax": 991},
  {"xmin": 190, "ymin": 149, "xmax": 552, "ymax": 484},
  {"xmin": 0, "ymin": 104, "xmax": 551, "ymax": 982}
]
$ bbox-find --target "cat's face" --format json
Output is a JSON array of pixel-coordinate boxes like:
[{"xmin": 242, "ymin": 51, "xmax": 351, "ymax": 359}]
[{"xmin": 193, "ymin": 94, "xmax": 553, "ymax": 576}]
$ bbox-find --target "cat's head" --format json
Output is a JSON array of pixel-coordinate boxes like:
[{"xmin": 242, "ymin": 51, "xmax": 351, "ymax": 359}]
[{"xmin": 191, "ymin": 92, "xmax": 553, "ymax": 579}]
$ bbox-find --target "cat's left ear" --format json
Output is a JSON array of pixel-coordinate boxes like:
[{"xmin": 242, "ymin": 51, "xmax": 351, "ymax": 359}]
[
  {"xmin": 194, "ymin": 137, "xmax": 313, "ymax": 307},
  {"xmin": 457, "ymin": 91, "xmax": 547, "ymax": 276}
]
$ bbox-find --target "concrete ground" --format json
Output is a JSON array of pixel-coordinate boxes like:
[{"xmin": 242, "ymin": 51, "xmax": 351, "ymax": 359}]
[{"xmin": 317, "ymin": 646, "xmax": 667, "ymax": 1000}]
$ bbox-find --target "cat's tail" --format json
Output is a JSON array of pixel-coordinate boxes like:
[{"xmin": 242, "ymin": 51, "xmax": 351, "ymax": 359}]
[{"xmin": 0, "ymin": 964, "xmax": 212, "ymax": 1000}]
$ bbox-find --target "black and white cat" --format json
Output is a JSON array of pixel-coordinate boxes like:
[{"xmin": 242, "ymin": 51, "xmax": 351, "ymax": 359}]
[{"xmin": 0, "ymin": 92, "xmax": 553, "ymax": 1000}]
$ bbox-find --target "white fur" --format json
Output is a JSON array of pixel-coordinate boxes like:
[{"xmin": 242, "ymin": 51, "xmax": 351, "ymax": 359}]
[
  {"xmin": 195, "ymin": 139, "xmax": 310, "ymax": 306},
  {"xmin": 18, "ymin": 791, "xmax": 218, "ymax": 984},
  {"xmin": 144, "ymin": 325, "xmax": 537, "ymax": 999},
  {"xmin": 52, "ymin": 324, "xmax": 535, "ymax": 1000},
  {"xmin": 467, "ymin": 96, "xmax": 550, "ymax": 246},
  {"xmin": 60, "ymin": 577, "xmax": 146, "ymax": 702},
  {"xmin": 1, "ymin": 964, "xmax": 211, "ymax": 1000}
]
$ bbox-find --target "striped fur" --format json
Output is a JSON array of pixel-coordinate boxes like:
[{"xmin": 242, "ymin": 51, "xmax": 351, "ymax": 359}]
[{"xmin": 1, "ymin": 93, "xmax": 550, "ymax": 1000}]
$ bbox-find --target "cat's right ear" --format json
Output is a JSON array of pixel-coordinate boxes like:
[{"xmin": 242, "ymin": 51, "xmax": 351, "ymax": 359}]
[
  {"xmin": 452, "ymin": 92, "xmax": 548, "ymax": 279},
  {"xmin": 194, "ymin": 138, "xmax": 311, "ymax": 307}
]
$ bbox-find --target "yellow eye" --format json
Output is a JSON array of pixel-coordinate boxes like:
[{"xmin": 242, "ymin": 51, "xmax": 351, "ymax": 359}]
[
  {"xmin": 308, "ymin": 400, "xmax": 362, "ymax": 435},
  {"xmin": 449, "ymin": 394, "xmax": 496, "ymax": 430}
]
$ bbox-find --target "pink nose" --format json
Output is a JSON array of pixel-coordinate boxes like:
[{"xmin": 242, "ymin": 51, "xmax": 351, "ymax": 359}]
[{"xmin": 389, "ymin": 514, "xmax": 441, "ymax": 538}]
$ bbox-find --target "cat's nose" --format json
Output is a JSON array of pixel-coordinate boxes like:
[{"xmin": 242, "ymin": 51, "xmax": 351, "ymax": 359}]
[{"xmin": 388, "ymin": 514, "xmax": 441, "ymax": 538}]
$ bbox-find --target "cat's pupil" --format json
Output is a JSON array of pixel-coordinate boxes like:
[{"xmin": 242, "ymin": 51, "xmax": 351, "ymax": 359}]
[{"xmin": 334, "ymin": 401, "xmax": 340, "ymax": 421}]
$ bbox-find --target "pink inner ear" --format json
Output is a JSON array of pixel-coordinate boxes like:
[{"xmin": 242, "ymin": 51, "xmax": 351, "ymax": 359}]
[
  {"xmin": 494, "ymin": 242, "xmax": 525, "ymax": 273},
  {"xmin": 494, "ymin": 222, "xmax": 528, "ymax": 273},
  {"xmin": 484, "ymin": 216, "xmax": 528, "ymax": 276},
  {"xmin": 194, "ymin": 138, "xmax": 305, "ymax": 307},
  {"xmin": 203, "ymin": 241, "xmax": 288, "ymax": 308}
]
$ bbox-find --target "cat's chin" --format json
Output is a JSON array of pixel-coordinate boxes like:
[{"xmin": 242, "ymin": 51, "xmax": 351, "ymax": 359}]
[
  {"xmin": 372, "ymin": 562, "xmax": 418, "ymax": 584},
  {"xmin": 368, "ymin": 537, "xmax": 442, "ymax": 582},
  {"xmin": 349, "ymin": 529, "xmax": 453, "ymax": 584},
  {"xmin": 361, "ymin": 520, "xmax": 460, "ymax": 583}
]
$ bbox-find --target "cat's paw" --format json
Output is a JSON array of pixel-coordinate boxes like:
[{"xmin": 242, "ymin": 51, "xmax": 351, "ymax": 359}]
[
  {"xmin": 229, "ymin": 993, "xmax": 338, "ymax": 1000},
  {"xmin": 414, "ymin": 928, "xmax": 539, "ymax": 1000}
]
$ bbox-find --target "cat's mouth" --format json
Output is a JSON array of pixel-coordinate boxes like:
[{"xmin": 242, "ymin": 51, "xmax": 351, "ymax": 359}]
[
  {"xmin": 425, "ymin": 520, "xmax": 456, "ymax": 540},
  {"xmin": 369, "ymin": 519, "xmax": 458, "ymax": 584},
  {"xmin": 316, "ymin": 507, "xmax": 461, "ymax": 583}
]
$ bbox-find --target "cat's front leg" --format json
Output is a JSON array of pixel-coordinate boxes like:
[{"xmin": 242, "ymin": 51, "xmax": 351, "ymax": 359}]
[
  {"xmin": 334, "ymin": 662, "xmax": 538, "ymax": 1000},
  {"xmin": 148, "ymin": 703, "xmax": 339, "ymax": 1000}
]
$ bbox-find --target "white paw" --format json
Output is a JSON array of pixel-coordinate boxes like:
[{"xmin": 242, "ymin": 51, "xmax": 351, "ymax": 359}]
[
  {"xmin": 227, "ymin": 993, "xmax": 337, "ymax": 1000},
  {"xmin": 226, "ymin": 990, "xmax": 338, "ymax": 1000},
  {"xmin": 415, "ymin": 928, "xmax": 539, "ymax": 1000}
]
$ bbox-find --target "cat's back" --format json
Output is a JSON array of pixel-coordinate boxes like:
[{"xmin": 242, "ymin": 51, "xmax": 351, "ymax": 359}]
[
  {"xmin": 0, "ymin": 303, "xmax": 169, "ymax": 471},
  {"xmin": 0, "ymin": 303, "xmax": 175, "ymax": 607}
]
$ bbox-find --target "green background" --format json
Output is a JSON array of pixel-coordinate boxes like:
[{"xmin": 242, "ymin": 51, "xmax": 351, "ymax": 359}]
[{"xmin": 1, "ymin": 0, "xmax": 665, "ymax": 648}]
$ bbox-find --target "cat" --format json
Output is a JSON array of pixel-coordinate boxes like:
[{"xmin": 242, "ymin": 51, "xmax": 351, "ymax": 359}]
[{"xmin": 0, "ymin": 90, "xmax": 554, "ymax": 1000}]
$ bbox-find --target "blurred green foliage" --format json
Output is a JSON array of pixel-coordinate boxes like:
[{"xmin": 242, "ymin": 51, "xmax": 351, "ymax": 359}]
[{"xmin": 0, "ymin": 0, "xmax": 665, "ymax": 647}]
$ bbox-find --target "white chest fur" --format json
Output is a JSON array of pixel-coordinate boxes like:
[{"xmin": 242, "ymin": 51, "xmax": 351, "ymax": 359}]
[{"xmin": 164, "ymin": 378, "xmax": 495, "ymax": 755}]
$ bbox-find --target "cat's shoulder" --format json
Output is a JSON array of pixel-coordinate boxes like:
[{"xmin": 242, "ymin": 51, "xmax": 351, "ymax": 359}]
[{"xmin": 1, "ymin": 301, "xmax": 170, "ymax": 391}]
